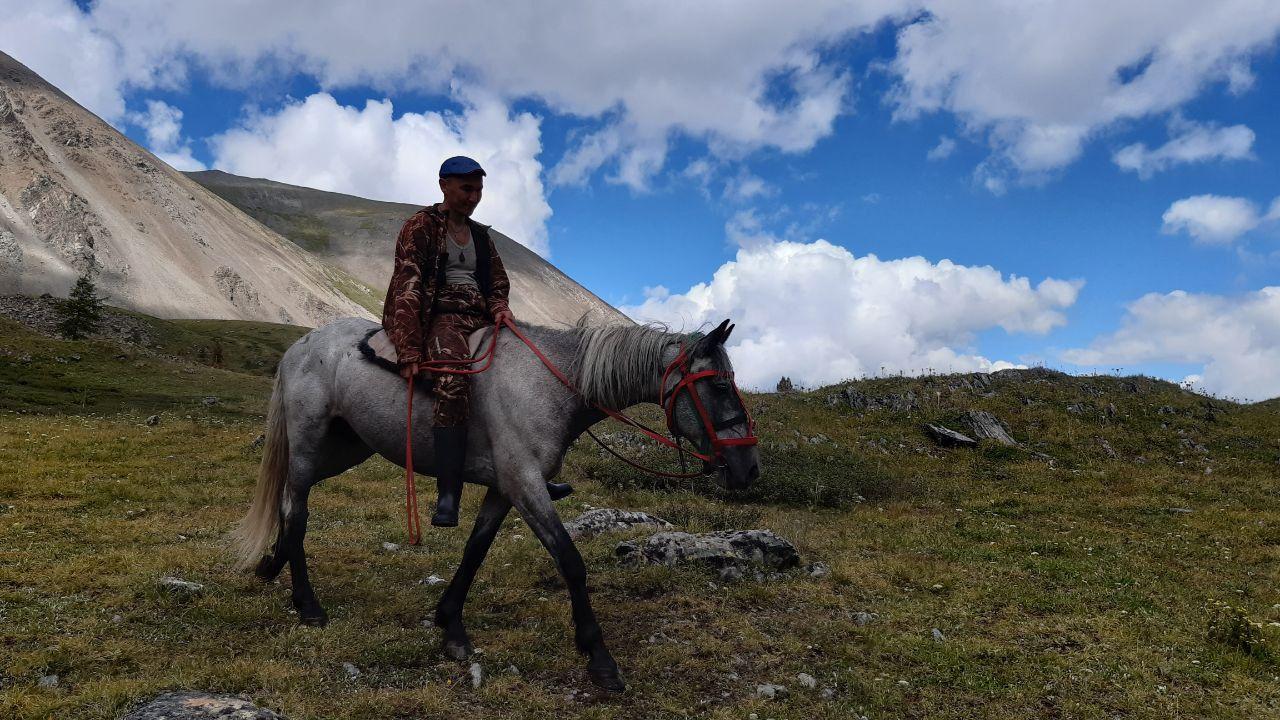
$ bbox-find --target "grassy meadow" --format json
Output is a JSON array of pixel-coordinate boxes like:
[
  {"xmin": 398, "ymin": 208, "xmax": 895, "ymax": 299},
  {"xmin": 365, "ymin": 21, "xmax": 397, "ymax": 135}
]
[{"xmin": 1, "ymin": 312, "xmax": 1279, "ymax": 719}]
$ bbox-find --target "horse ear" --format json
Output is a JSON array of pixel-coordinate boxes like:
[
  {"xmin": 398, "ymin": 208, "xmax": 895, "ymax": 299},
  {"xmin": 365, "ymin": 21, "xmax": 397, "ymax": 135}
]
[
  {"xmin": 708, "ymin": 318, "xmax": 731, "ymax": 345},
  {"xmin": 723, "ymin": 322, "xmax": 735, "ymax": 343}
]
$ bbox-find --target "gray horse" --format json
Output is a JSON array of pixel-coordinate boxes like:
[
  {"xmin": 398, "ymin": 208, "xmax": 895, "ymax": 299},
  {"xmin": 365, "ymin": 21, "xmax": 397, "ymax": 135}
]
[{"xmin": 231, "ymin": 315, "xmax": 760, "ymax": 691}]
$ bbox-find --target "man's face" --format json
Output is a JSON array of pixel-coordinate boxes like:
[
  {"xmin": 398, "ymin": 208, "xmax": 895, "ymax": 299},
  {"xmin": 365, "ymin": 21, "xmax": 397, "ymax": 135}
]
[{"xmin": 439, "ymin": 173, "xmax": 484, "ymax": 217}]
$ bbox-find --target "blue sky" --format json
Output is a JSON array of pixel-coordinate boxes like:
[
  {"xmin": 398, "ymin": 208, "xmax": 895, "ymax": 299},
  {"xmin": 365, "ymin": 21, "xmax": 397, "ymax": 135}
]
[{"xmin": 6, "ymin": 1, "xmax": 1280, "ymax": 398}]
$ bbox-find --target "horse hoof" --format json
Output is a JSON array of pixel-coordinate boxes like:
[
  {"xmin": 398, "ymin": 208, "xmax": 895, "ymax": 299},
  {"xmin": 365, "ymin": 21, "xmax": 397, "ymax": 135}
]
[
  {"xmin": 298, "ymin": 607, "xmax": 329, "ymax": 627},
  {"xmin": 253, "ymin": 556, "xmax": 282, "ymax": 582},
  {"xmin": 442, "ymin": 640, "xmax": 473, "ymax": 660},
  {"xmin": 588, "ymin": 666, "xmax": 626, "ymax": 693}
]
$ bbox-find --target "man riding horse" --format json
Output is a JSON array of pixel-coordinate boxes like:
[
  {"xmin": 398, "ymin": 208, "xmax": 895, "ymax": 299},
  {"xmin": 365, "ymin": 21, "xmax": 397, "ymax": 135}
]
[{"xmin": 381, "ymin": 156, "xmax": 571, "ymax": 527}]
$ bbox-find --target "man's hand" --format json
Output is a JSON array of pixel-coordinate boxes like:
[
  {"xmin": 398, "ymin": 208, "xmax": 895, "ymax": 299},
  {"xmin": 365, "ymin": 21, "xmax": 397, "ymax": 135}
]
[{"xmin": 494, "ymin": 309, "xmax": 515, "ymax": 326}]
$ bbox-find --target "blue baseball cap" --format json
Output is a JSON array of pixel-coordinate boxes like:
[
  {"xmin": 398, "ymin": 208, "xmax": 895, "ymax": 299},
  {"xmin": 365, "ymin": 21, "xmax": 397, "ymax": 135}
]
[{"xmin": 439, "ymin": 156, "xmax": 486, "ymax": 178}]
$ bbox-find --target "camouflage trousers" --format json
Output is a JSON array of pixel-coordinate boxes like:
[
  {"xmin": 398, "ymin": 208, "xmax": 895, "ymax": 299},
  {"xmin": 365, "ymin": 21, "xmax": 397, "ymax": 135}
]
[{"xmin": 425, "ymin": 283, "xmax": 490, "ymax": 427}]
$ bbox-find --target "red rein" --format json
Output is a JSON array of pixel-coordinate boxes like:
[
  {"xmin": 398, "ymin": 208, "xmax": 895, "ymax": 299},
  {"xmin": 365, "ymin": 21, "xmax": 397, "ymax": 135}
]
[{"xmin": 400, "ymin": 318, "xmax": 758, "ymax": 543}]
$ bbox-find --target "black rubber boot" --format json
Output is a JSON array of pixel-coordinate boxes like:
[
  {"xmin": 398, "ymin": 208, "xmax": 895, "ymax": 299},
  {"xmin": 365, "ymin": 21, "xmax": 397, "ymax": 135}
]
[
  {"xmin": 431, "ymin": 426, "xmax": 466, "ymax": 527},
  {"xmin": 546, "ymin": 482, "xmax": 574, "ymax": 501}
]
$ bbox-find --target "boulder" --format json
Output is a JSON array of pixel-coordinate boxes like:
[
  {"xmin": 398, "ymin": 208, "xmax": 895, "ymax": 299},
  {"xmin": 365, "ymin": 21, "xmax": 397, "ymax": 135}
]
[
  {"xmin": 923, "ymin": 424, "xmax": 977, "ymax": 448},
  {"xmin": 564, "ymin": 508, "xmax": 672, "ymax": 541},
  {"xmin": 616, "ymin": 530, "xmax": 800, "ymax": 571},
  {"xmin": 962, "ymin": 410, "xmax": 1017, "ymax": 446},
  {"xmin": 122, "ymin": 692, "xmax": 282, "ymax": 719}
]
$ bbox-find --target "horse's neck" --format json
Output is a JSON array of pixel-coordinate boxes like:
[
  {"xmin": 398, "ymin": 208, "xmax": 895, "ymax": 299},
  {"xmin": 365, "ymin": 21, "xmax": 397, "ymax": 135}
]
[{"xmin": 541, "ymin": 324, "xmax": 674, "ymax": 410}]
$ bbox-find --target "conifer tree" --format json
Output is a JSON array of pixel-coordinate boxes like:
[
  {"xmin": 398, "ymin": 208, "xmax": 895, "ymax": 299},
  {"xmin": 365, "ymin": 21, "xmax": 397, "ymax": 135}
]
[{"xmin": 56, "ymin": 266, "xmax": 106, "ymax": 340}]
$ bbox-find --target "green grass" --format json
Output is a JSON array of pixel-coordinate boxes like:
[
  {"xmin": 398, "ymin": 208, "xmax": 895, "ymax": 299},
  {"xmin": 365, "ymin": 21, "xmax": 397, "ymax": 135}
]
[{"xmin": 2, "ymin": 315, "xmax": 1279, "ymax": 718}]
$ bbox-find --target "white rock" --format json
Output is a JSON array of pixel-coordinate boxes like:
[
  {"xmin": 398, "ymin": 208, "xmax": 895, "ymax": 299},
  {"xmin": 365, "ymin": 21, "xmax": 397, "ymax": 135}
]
[
  {"xmin": 382, "ymin": 542, "xmax": 400, "ymax": 552},
  {"xmin": 797, "ymin": 672, "xmax": 817, "ymax": 688},
  {"xmin": 932, "ymin": 628, "xmax": 946, "ymax": 642},
  {"xmin": 342, "ymin": 662, "xmax": 360, "ymax": 679},
  {"xmin": 470, "ymin": 662, "xmax": 484, "ymax": 688},
  {"xmin": 754, "ymin": 683, "xmax": 787, "ymax": 699},
  {"xmin": 157, "ymin": 576, "xmax": 203, "ymax": 596},
  {"xmin": 421, "ymin": 574, "xmax": 447, "ymax": 586},
  {"xmin": 38, "ymin": 674, "xmax": 58, "ymax": 688},
  {"xmin": 854, "ymin": 611, "xmax": 877, "ymax": 626}
]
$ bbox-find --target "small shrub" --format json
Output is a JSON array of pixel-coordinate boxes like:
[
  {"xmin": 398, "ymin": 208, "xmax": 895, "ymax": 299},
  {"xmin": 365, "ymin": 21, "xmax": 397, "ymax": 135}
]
[{"xmin": 1207, "ymin": 600, "xmax": 1276, "ymax": 660}]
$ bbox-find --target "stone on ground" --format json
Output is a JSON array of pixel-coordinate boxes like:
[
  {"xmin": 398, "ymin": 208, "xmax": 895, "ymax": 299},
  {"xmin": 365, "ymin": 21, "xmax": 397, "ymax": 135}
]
[
  {"xmin": 564, "ymin": 508, "xmax": 672, "ymax": 540},
  {"xmin": 923, "ymin": 423, "xmax": 977, "ymax": 448},
  {"xmin": 122, "ymin": 692, "xmax": 282, "ymax": 719},
  {"xmin": 963, "ymin": 410, "xmax": 1017, "ymax": 446},
  {"xmin": 616, "ymin": 530, "xmax": 800, "ymax": 571}
]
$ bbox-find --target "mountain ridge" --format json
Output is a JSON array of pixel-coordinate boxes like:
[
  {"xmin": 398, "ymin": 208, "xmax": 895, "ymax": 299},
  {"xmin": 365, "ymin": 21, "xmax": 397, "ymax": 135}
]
[
  {"xmin": 0, "ymin": 51, "xmax": 375, "ymax": 327},
  {"xmin": 185, "ymin": 169, "xmax": 630, "ymax": 328}
]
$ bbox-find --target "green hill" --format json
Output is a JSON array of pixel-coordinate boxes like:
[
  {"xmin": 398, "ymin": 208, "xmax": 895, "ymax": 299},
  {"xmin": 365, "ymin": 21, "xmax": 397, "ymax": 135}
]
[{"xmin": 1, "ymin": 302, "xmax": 1278, "ymax": 719}]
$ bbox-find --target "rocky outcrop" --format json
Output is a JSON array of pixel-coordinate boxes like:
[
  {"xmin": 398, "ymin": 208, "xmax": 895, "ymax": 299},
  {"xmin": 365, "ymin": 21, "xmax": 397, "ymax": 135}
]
[
  {"xmin": 826, "ymin": 386, "xmax": 919, "ymax": 413},
  {"xmin": 564, "ymin": 508, "xmax": 672, "ymax": 540},
  {"xmin": 923, "ymin": 423, "xmax": 977, "ymax": 447},
  {"xmin": 963, "ymin": 410, "xmax": 1017, "ymax": 446},
  {"xmin": 616, "ymin": 530, "xmax": 800, "ymax": 571},
  {"xmin": 122, "ymin": 692, "xmax": 283, "ymax": 719}
]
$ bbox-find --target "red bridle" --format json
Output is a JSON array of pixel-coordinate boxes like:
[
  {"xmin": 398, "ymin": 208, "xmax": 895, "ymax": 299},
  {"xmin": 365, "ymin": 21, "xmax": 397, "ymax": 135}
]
[{"xmin": 658, "ymin": 342, "xmax": 759, "ymax": 465}]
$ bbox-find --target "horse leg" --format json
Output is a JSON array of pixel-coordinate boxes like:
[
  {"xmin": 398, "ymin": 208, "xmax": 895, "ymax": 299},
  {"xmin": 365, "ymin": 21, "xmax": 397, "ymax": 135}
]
[
  {"xmin": 434, "ymin": 488, "xmax": 511, "ymax": 659},
  {"xmin": 281, "ymin": 476, "xmax": 327, "ymax": 626},
  {"xmin": 254, "ymin": 417, "xmax": 372, "ymax": 586},
  {"xmin": 509, "ymin": 479, "xmax": 625, "ymax": 693}
]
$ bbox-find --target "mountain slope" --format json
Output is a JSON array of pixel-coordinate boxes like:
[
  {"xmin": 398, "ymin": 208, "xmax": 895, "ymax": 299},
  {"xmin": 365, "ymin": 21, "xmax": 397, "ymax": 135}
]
[
  {"xmin": 0, "ymin": 51, "xmax": 373, "ymax": 326},
  {"xmin": 186, "ymin": 169, "xmax": 630, "ymax": 327}
]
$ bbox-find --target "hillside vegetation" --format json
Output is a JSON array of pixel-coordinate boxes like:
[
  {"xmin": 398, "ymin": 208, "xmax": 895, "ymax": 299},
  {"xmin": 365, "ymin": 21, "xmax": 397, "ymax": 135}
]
[{"xmin": 1, "ymin": 307, "xmax": 1278, "ymax": 719}]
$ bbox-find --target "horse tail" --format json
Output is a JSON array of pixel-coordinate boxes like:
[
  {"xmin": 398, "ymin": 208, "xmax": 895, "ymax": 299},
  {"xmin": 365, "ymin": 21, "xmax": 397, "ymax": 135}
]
[{"xmin": 232, "ymin": 371, "xmax": 289, "ymax": 571}]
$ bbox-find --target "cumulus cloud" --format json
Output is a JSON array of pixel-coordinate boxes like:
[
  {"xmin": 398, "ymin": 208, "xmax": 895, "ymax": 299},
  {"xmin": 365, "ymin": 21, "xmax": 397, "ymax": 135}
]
[
  {"xmin": 209, "ymin": 92, "xmax": 551, "ymax": 255},
  {"xmin": 0, "ymin": 0, "xmax": 130, "ymax": 121},
  {"xmin": 1160, "ymin": 194, "xmax": 1279, "ymax": 245},
  {"xmin": 1063, "ymin": 287, "xmax": 1280, "ymax": 401},
  {"xmin": 9, "ymin": 1, "xmax": 1279, "ymax": 194},
  {"xmin": 73, "ymin": 0, "xmax": 914, "ymax": 190},
  {"xmin": 1114, "ymin": 116, "xmax": 1254, "ymax": 178},
  {"xmin": 127, "ymin": 100, "xmax": 206, "ymax": 171},
  {"xmin": 888, "ymin": 1, "xmax": 1280, "ymax": 190},
  {"xmin": 622, "ymin": 222, "xmax": 1082, "ymax": 389}
]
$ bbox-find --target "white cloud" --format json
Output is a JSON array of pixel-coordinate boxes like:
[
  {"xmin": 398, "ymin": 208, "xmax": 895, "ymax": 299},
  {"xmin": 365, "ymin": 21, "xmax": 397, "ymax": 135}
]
[
  {"xmin": 622, "ymin": 225, "xmax": 1082, "ymax": 390},
  {"xmin": 723, "ymin": 171, "xmax": 775, "ymax": 203},
  {"xmin": 209, "ymin": 92, "xmax": 551, "ymax": 255},
  {"xmin": 1160, "ymin": 194, "xmax": 1277, "ymax": 245},
  {"xmin": 0, "ymin": 0, "xmax": 129, "ymax": 121},
  {"xmin": 926, "ymin": 136, "xmax": 956, "ymax": 161},
  {"xmin": 888, "ymin": 1, "xmax": 1280, "ymax": 189},
  {"xmin": 8, "ymin": 0, "xmax": 1278, "ymax": 196},
  {"xmin": 1063, "ymin": 287, "xmax": 1280, "ymax": 401},
  {"xmin": 127, "ymin": 100, "xmax": 206, "ymax": 171},
  {"xmin": 74, "ymin": 0, "xmax": 915, "ymax": 190},
  {"xmin": 1114, "ymin": 117, "xmax": 1254, "ymax": 178}
]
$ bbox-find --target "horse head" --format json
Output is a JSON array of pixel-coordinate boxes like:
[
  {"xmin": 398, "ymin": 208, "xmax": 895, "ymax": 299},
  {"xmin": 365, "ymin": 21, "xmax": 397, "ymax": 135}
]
[{"xmin": 664, "ymin": 319, "xmax": 761, "ymax": 490}]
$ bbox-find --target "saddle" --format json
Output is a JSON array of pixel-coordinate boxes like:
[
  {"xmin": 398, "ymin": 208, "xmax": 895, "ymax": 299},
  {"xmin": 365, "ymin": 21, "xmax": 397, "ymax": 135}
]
[{"xmin": 357, "ymin": 326, "xmax": 496, "ymax": 381}]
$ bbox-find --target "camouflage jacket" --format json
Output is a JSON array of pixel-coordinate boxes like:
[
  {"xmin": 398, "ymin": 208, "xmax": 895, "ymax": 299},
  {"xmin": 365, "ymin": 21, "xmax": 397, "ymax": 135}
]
[{"xmin": 380, "ymin": 203, "xmax": 512, "ymax": 367}]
